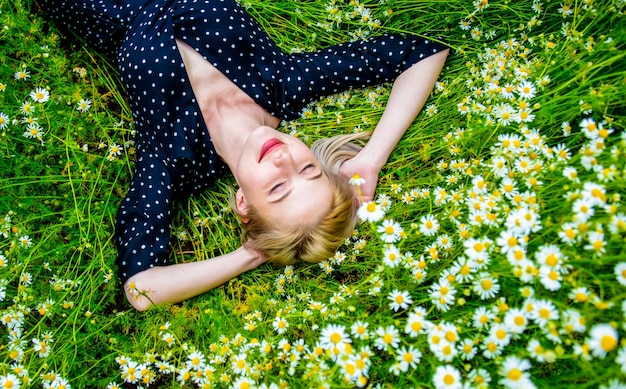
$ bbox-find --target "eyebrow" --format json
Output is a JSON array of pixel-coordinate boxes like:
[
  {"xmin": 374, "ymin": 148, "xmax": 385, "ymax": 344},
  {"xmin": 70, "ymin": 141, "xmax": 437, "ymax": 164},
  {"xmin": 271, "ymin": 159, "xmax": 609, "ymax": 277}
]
[{"xmin": 270, "ymin": 171, "xmax": 324, "ymax": 204}]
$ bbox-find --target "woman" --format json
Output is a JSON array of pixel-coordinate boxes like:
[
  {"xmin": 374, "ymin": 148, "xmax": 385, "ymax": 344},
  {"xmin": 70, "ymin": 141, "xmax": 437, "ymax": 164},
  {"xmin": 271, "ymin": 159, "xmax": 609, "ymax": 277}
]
[{"xmin": 40, "ymin": 0, "xmax": 449, "ymax": 311}]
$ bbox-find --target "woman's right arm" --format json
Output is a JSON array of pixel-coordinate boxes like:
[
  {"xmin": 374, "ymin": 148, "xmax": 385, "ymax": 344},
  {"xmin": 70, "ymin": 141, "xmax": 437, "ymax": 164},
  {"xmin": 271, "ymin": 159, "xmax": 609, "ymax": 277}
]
[{"xmin": 124, "ymin": 245, "xmax": 266, "ymax": 311}]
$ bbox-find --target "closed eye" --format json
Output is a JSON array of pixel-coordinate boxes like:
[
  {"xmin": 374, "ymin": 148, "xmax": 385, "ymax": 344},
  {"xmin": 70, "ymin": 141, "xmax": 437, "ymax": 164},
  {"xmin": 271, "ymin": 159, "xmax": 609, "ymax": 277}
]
[{"xmin": 270, "ymin": 182, "xmax": 284, "ymax": 194}]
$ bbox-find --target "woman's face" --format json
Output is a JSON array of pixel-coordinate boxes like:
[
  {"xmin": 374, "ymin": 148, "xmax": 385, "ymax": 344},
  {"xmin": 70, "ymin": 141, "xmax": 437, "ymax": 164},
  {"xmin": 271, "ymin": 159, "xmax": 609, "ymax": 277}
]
[{"xmin": 234, "ymin": 126, "xmax": 333, "ymax": 226}]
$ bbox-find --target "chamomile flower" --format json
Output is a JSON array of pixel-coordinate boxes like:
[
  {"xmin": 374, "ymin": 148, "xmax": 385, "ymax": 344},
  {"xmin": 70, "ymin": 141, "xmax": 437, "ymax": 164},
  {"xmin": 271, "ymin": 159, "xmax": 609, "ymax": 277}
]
[
  {"xmin": 473, "ymin": 306, "xmax": 496, "ymax": 329},
  {"xmin": 320, "ymin": 324, "xmax": 351, "ymax": 353},
  {"xmin": 382, "ymin": 244, "xmax": 403, "ymax": 268},
  {"xmin": 580, "ymin": 117, "xmax": 599, "ymax": 139},
  {"xmin": 584, "ymin": 230, "xmax": 606, "ymax": 255},
  {"xmin": 14, "ymin": 69, "xmax": 30, "ymax": 80},
  {"xmin": 0, "ymin": 112, "xmax": 8, "ymax": 130},
  {"xmin": 473, "ymin": 272, "xmax": 500, "ymax": 300},
  {"xmin": 374, "ymin": 325, "xmax": 400, "ymax": 351},
  {"xmin": 433, "ymin": 364, "xmax": 462, "ymax": 389},
  {"xmin": 30, "ymin": 87, "xmax": 50, "ymax": 103},
  {"xmin": 77, "ymin": 98, "xmax": 92, "ymax": 113},
  {"xmin": 395, "ymin": 346, "xmax": 422, "ymax": 372},
  {"xmin": 0, "ymin": 373, "xmax": 20, "ymax": 389},
  {"xmin": 614, "ymin": 263, "xmax": 626, "ymax": 286},
  {"xmin": 504, "ymin": 308, "xmax": 529, "ymax": 334},
  {"xmin": 418, "ymin": 214, "xmax": 440, "ymax": 236},
  {"xmin": 531, "ymin": 299, "xmax": 559, "ymax": 326},
  {"xmin": 588, "ymin": 323, "xmax": 619, "ymax": 358},
  {"xmin": 388, "ymin": 290, "xmax": 412, "ymax": 312},
  {"xmin": 489, "ymin": 323, "xmax": 511, "ymax": 347},
  {"xmin": 357, "ymin": 201, "xmax": 384, "ymax": 222},
  {"xmin": 350, "ymin": 321, "xmax": 369, "ymax": 340},
  {"xmin": 430, "ymin": 279, "xmax": 457, "ymax": 311},
  {"xmin": 272, "ymin": 316, "xmax": 289, "ymax": 334},
  {"xmin": 457, "ymin": 338, "xmax": 477, "ymax": 361},
  {"xmin": 499, "ymin": 356, "xmax": 536, "ymax": 388},
  {"xmin": 405, "ymin": 309, "xmax": 430, "ymax": 337},
  {"xmin": 377, "ymin": 219, "xmax": 403, "ymax": 243},
  {"xmin": 349, "ymin": 173, "xmax": 366, "ymax": 186}
]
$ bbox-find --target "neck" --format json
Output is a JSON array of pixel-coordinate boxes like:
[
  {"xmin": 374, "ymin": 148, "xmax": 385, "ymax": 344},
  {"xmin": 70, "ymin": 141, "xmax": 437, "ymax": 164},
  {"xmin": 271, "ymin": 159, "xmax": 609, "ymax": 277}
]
[{"xmin": 207, "ymin": 102, "xmax": 280, "ymax": 173}]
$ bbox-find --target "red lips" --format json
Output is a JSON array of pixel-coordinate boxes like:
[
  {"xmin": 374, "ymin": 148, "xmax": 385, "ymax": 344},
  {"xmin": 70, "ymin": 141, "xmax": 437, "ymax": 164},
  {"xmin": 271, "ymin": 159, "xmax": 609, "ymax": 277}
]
[{"xmin": 259, "ymin": 138, "xmax": 283, "ymax": 162}]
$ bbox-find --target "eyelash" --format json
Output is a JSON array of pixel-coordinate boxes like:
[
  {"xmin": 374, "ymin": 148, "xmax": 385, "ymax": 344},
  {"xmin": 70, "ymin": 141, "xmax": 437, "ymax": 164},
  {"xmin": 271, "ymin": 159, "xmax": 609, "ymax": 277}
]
[{"xmin": 270, "ymin": 164, "xmax": 315, "ymax": 193}]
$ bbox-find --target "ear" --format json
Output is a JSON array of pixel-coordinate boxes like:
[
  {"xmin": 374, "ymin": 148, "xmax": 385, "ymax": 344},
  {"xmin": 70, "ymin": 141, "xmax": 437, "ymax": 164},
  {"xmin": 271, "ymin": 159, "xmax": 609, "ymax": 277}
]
[{"xmin": 235, "ymin": 188, "xmax": 250, "ymax": 223}]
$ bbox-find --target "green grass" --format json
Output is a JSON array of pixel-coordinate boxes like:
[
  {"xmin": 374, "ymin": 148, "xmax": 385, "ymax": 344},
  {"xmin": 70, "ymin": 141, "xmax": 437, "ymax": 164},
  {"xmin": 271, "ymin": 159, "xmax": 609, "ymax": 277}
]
[{"xmin": 1, "ymin": 0, "xmax": 626, "ymax": 387}]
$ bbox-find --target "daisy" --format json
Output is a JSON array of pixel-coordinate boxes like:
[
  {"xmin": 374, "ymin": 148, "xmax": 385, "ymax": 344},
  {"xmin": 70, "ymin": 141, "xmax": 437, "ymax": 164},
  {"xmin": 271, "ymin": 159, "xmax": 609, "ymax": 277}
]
[
  {"xmin": 481, "ymin": 338, "xmax": 502, "ymax": 359},
  {"xmin": 535, "ymin": 244, "xmax": 565, "ymax": 269},
  {"xmin": 580, "ymin": 117, "xmax": 599, "ymax": 139},
  {"xmin": 14, "ymin": 69, "xmax": 30, "ymax": 80},
  {"xmin": 419, "ymin": 214, "xmax": 440, "ymax": 236},
  {"xmin": 349, "ymin": 173, "xmax": 366, "ymax": 186},
  {"xmin": 77, "ymin": 98, "xmax": 92, "ymax": 113},
  {"xmin": 468, "ymin": 368, "xmax": 492, "ymax": 388},
  {"xmin": 350, "ymin": 321, "xmax": 369, "ymax": 340},
  {"xmin": 272, "ymin": 316, "xmax": 289, "ymax": 334},
  {"xmin": 473, "ymin": 272, "xmax": 500, "ymax": 300},
  {"xmin": 615, "ymin": 263, "xmax": 626, "ymax": 286},
  {"xmin": 457, "ymin": 338, "xmax": 477, "ymax": 361},
  {"xmin": 489, "ymin": 323, "xmax": 511, "ymax": 347},
  {"xmin": 463, "ymin": 237, "xmax": 491, "ymax": 266},
  {"xmin": 495, "ymin": 103, "xmax": 515, "ymax": 125},
  {"xmin": 496, "ymin": 230, "xmax": 524, "ymax": 255},
  {"xmin": 572, "ymin": 198, "xmax": 595, "ymax": 221},
  {"xmin": 20, "ymin": 101, "xmax": 35, "ymax": 115},
  {"xmin": 23, "ymin": 123, "xmax": 44, "ymax": 140},
  {"xmin": 588, "ymin": 324, "xmax": 619, "ymax": 358},
  {"xmin": 186, "ymin": 350, "xmax": 206, "ymax": 371},
  {"xmin": 377, "ymin": 219, "xmax": 403, "ymax": 243},
  {"xmin": 405, "ymin": 310, "xmax": 430, "ymax": 337},
  {"xmin": 373, "ymin": 325, "xmax": 400, "ymax": 351},
  {"xmin": 433, "ymin": 364, "xmax": 462, "ymax": 389},
  {"xmin": 0, "ymin": 112, "xmax": 9, "ymax": 130},
  {"xmin": 499, "ymin": 356, "xmax": 535, "ymax": 388},
  {"xmin": 395, "ymin": 346, "xmax": 422, "ymax": 372},
  {"xmin": 437, "ymin": 234, "xmax": 453, "ymax": 250},
  {"xmin": 319, "ymin": 324, "xmax": 351, "ymax": 353},
  {"xmin": 432, "ymin": 340, "xmax": 458, "ymax": 363},
  {"xmin": 388, "ymin": 290, "xmax": 412, "ymax": 312},
  {"xmin": 231, "ymin": 377, "xmax": 256, "ymax": 389},
  {"xmin": 30, "ymin": 87, "xmax": 50, "ymax": 103},
  {"xmin": 517, "ymin": 80, "xmax": 537, "ymax": 99},
  {"xmin": 504, "ymin": 308, "xmax": 529, "ymax": 334},
  {"xmin": 0, "ymin": 374, "xmax": 20, "ymax": 389},
  {"xmin": 491, "ymin": 156, "xmax": 509, "ymax": 177},
  {"xmin": 616, "ymin": 346, "xmax": 626, "ymax": 374},
  {"xmin": 473, "ymin": 306, "xmax": 496, "ymax": 329},
  {"xmin": 376, "ymin": 193, "xmax": 392, "ymax": 210},
  {"xmin": 562, "ymin": 166, "xmax": 579, "ymax": 182},
  {"xmin": 357, "ymin": 201, "xmax": 384, "ymax": 222},
  {"xmin": 531, "ymin": 299, "xmax": 559, "ymax": 326},
  {"xmin": 584, "ymin": 230, "xmax": 606, "ymax": 255},
  {"xmin": 382, "ymin": 244, "xmax": 403, "ymax": 268},
  {"xmin": 430, "ymin": 279, "xmax": 457, "ymax": 311},
  {"xmin": 609, "ymin": 213, "xmax": 626, "ymax": 234}
]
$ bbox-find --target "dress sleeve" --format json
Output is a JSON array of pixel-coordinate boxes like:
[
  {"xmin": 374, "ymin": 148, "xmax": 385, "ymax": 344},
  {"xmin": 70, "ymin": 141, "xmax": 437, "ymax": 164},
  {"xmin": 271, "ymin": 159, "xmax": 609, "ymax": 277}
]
[
  {"xmin": 277, "ymin": 34, "xmax": 448, "ymax": 119},
  {"xmin": 115, "ymin": 151, "xmax": 175, "ymax": 283}
]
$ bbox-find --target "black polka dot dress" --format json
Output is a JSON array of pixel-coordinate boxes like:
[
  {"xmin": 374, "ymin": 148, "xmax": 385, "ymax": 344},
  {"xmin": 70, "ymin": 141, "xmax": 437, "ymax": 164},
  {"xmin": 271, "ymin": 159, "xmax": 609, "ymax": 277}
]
[{"xmin": 40, "ymin": 0, "xmax": 447, "ymax": 283}]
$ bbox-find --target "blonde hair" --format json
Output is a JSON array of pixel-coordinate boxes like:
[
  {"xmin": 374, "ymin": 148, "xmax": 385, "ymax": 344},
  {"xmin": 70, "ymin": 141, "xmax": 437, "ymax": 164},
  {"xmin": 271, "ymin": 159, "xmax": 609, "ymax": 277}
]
[{"xmin": 232, "ymin": 132, "xmax": 370, "ymax": 265}]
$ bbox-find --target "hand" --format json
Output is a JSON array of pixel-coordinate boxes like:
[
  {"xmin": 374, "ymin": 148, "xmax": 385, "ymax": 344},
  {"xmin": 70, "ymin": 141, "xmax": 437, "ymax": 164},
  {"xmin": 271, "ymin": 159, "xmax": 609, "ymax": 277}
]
[
  {"xmin": 339, "ymin": 153, "xmax": 381, "ymax": 206},
  {"xmin": 238, "ymin": 244, "xmax": 268, "ymax": 271}
]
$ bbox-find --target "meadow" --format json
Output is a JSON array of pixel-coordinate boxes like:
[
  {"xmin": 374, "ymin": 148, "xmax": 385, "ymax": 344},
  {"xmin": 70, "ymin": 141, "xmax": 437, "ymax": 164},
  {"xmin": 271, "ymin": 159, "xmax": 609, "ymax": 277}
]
[{"xmin": 1, "ymin": 0, "xmax": 625, "ymax": 387}]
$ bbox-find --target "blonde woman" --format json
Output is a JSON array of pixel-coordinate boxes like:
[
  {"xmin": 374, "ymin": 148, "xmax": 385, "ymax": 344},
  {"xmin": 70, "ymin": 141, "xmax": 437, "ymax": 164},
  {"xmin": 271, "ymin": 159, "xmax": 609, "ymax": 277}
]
[{"xmin": 40, "ymin": 0, "xmax": 449, "ymax": 310}]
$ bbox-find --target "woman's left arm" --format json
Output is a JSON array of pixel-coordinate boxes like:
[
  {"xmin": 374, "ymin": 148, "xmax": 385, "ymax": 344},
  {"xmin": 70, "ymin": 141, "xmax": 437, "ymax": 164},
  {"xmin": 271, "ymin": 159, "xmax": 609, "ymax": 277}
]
[{"xmin": 340, "ymin": 48, "xmax": 450, "ymax": 203}]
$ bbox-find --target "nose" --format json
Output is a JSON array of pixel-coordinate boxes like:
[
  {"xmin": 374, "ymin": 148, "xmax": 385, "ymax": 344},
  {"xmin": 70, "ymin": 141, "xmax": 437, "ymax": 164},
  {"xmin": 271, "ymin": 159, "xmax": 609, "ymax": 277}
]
[{"xmin": 273, "ymin": 149, "xmax": 294, "ymax": 168}]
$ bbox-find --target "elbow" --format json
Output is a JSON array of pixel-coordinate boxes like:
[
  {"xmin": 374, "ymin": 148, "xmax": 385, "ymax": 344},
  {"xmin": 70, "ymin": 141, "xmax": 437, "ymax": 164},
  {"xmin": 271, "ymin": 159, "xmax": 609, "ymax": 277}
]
[
  {"xmin": 123, "ymin": 277, "xmax": 155, "ymax": 312},
  {"xmin": 126, "ymin": 294, "xmax": 153, "ymax": 312}
]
